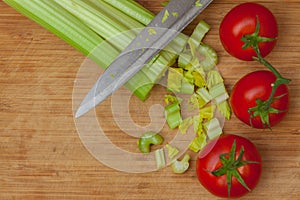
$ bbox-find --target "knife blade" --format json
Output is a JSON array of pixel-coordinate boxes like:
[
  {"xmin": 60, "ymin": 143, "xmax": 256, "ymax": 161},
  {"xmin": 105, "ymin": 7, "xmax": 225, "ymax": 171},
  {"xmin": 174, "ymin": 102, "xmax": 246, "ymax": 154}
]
[{"xmin": 75, "ymin": 0, "xmax": 213, "ymax": 118}]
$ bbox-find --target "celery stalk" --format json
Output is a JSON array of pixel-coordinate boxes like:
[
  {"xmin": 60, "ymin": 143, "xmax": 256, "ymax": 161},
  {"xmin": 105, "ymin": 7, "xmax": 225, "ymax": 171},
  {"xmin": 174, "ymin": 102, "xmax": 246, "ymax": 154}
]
[
  {"xmin": 4, "ymin": 0, "xmax": 186, "ymax": 101},
  {"xmin": 3, "ymin": 0, "xmax": 103, "ymax": 57},
  {"xmin": 102, "ymin": 0, "xmax": 154, "ymax": 26}
]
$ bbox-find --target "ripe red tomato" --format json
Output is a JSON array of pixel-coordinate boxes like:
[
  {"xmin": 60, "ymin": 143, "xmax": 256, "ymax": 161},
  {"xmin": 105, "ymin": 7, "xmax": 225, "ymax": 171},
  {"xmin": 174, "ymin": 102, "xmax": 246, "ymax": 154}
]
[
  {"xmin": 196, "ymin": 134, "xmax": 262, "ymax": 198},
  {"xmin": 219, "ymin": 2, "xmax": 278, "ymax": 61},
  {"xmin": 230, "ymin": 70, "xmax": 289, "ymax": 128}
]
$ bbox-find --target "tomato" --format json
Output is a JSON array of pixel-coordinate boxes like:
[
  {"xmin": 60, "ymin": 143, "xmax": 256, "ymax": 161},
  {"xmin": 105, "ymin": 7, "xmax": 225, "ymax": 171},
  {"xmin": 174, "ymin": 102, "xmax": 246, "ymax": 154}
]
[
  {"xmin": 196, "ymin": 134, "xmax": 262, "ymax": 198},
  {"xmin": 219, "ymin": 2, "xmax": 278, "ymax": 61},
  {"xmin": 230, "ymin": 70, "xmax": 289, "ymax": 128}
]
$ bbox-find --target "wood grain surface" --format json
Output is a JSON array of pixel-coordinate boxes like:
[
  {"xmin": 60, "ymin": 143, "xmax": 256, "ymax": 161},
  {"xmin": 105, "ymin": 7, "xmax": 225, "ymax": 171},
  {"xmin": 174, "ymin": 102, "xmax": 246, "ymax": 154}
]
[{"xmin": 1, "ymin": 0, "xmax": 300, "ymax": 199}]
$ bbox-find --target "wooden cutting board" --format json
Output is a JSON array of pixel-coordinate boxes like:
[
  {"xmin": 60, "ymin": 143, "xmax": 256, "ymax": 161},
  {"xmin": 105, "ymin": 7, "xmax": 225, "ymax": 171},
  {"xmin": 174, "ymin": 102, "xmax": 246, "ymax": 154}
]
[{"xmin": 1, "ymin": 0, "xmax": 300, "ymax": 199}]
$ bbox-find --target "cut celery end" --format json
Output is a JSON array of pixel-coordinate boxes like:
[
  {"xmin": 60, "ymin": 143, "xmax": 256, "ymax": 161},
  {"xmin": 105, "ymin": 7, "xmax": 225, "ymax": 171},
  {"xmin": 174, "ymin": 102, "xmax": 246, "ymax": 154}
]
[
  {"xmin": 188, "ymin": 20, "xmax": 211, "ymax": 51},
  {"xmin": 199, "ymin": 105, "xmax": 216, "ymax": 120},
  {"xmin": 207, "ymin": 70, "xmax": 224, "ymax": 89},
  {"xmin": 204, "ymin": 118, "xmax": 223, "ymax": 140},
  {"xmin": 167, "ymin": 68, "xmax": 184, "ymax": 93},
  {"xmin": 171, "ymin": 154, "xmax": 190, "ymax": 174},
  {"xmin": 155, "ymin": 148, "xmax": 166, "ymax": 169},
  {"xmin": 180, "ymin": 78, "xmax": 194, "ymax": 95},
  {"xmin": 179, "ymin": 117, "xmax": 193, "ymax": 134},
  {"xmin": 166, "ymin": 144, "xmax": 179, "ymax": 159},
  {"xmin": 196, "ymin": 88, "xmax": 212, "ymax": 103},
  {"xmin": 165, "ymin": 103, "xmax": 182, "ymax": 129},
  {"xmin": 193, "ymin": 115, "xmax": 204, "ymax": 135},
  {"xmin": 178, "ymin": 51, "xmax": 193, "ymax": 69},
  {"xmin": 197, "ymin": 43, "xmax": 218, "ymax": 72},
  {"xmin": 217, "ymin": 101, "xmax": 232, "ymax": 120},
  {"xmin": 189, "ymin": 134, "xmax": 207, "ymax": 152},
  {"xmin": 209, "ymin": 83, "xmax": 227, "ymax": 99}
]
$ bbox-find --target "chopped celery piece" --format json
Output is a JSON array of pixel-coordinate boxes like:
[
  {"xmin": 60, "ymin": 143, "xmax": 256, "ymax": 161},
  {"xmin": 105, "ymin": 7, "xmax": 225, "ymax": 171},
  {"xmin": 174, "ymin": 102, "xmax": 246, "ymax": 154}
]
[
  {"xmin": 179, "ymin": 117, "xmax": 193, "ymax": 134},
  {"xmin": 138, "ymin": 132, "xmax": 164, "ymax": 153},
  {"xmin": 167, "ymin": 68, "xmax": 184, "ymax": 93},
  {"xmin": 189, "ymin": 93, "xmax": 200, "ymax": 110},
  {"xmin": 195, "ymin": 0, "xmax": 203, "ymax": 7},
  {"xmin": 199, "ymin": 105, "xmax": 216, "ymax": 120},
  {"xmin": 204, "ymin": 118, "xmax": 223, "ymax": 140},
  {"xmin": 166, "ymin": 144, "xmax": 179, "ymax": 159},
  {"xmin": 155, "ymin": 148, "xmax": 166, "ymax": 169},
  {"xmin": 165, "ymin": 102, "xmax": 182, "ymax": 129},
  {"xmin": 189, "ymin": 134, "xmax": 207, "ymax": 152},
  {"xmin": 178, "ymin": 51, "xmax": 192, "ymax": 68},
  {"xmin": 196, "ymin": 88, "xmax": 212, "ymax": 103},
  {"xmin": 189, "ymin": 93, "xmax": 209, "ymax": 110},
  {"xmin": 162, "ymin": 10, "xmax": 170, "ymax": 24},
  {"xmin": 184, "ymin": 70, "xmax": 194, "ymax": 84},
  {"xmin": 193, "ymin": 115, "xmax": 204, "ymax": 135},
  {"xmin": 193, "ymin": 71, "xmax": 207, "ymax": 88},
  {"xmin": 180, "ymin": 77, "xmax": 194, "ymax": 94},
  {"xmin": 164, "ymin": 94, "xmax": 182, "ymax": 105},
  {"xmin": 197, "ymin": 43, "xmax": 218, "ymax": 72},
  {"xmin": 217, "ymin": 101, "xmax": 232, "ymax": 120},
  {"xmin": 171, "ymin": 154, "xmax": 190, "ymax": 174},
  {"xmin": 188, "ymin": 20, "xmax": 210, "ymax": 51},
  {"xmin": 207, "ymin": 70, "xmax": 224, "ymax": 89},
  {"xmin": 172, "ymin": 12, "xmax": 179, "ymax": 17},
  {"xmin": 209, "ymin": 83, "xmax": 227, "ymax": 99},
  {"xmin": 215, "ymin": 93, "xmax": 230, "ymax": 104}
]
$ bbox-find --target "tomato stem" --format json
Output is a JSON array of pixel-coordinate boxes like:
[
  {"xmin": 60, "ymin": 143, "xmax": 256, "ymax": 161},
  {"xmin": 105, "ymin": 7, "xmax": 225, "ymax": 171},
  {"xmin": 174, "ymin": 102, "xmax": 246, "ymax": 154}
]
[{"xmin": 241, "ymin": 16, "xmax": 291, "ymax": 128}]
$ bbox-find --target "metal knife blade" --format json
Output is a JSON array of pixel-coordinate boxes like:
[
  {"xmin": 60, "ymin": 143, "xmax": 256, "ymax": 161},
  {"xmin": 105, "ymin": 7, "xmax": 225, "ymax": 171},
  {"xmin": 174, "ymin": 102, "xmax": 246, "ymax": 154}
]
[{"xmin": 75, "ymin": 0, "xmax": 213, "ymax": 118}]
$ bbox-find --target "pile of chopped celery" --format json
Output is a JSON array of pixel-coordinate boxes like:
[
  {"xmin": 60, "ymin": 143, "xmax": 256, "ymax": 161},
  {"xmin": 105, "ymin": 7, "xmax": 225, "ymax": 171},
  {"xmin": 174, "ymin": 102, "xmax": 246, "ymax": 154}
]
[
  {"xmin": 4, "ymin": 0, "xmax": 188, "ymax": 101},
  {"xmin": 163, "ymin": 20, "xmax": 231, "ymax": 156},
  {"xmin": 136, "ymin": 20, "xmax": 231, "ymax": 173}
]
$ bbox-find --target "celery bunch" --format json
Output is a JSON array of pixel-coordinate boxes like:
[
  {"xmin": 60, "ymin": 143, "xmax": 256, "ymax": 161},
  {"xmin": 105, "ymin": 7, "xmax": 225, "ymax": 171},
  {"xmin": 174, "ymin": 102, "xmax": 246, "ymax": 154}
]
[{"xmin": 4, "ymin": 0, "xmax": 188, "ymax": 101}]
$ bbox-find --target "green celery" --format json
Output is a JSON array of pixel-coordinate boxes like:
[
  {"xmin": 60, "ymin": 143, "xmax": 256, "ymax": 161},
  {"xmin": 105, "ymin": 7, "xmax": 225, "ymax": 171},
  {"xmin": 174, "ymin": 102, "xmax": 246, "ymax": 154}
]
[
  {"xmin": 204, "ymin": 118, "xmax": 223, "ymax": 140},
  {"xmin": 188, "ymin": 20, "xmax": 211, "ymax": 54},
  {"xmin": 3, "ymin": 0, "xmax": 104, "ymax": 58},
  {"xmin": 180, "ymin": 77, "xmax": 194, "ymax": 95},
  {"xmin": 171, "ymin": 154, "xmax": 190, "ymax": 174},
  {"xmin": 166, "ymin": 144, "xmax": 179, "ymax": 159},
  {"xmin": 53, "ymin": 0, "xmax": 133, "ymax": 50},
  {"xmin": 196, "ymin": 88, "xmax": 212, "ymax": 103},
  {"xmin": 102, "ymin": 0, "xmax": 154, "ymax": 26},
  {"xmin": 209, "ymin": 83, "xmax": 227, "ymax": 99},
  {"xmin": 179, "ymin": 116, "xmax": 193, "ymax": 134},
  {"xmin": 199, "ymin": 105, "xmax": 216, "ymax": 120},
  {"xmin": 3, "ymin": 0, "xmax": 153, "ymax": 101},
  {"xmin": 155, "ymin": 148, "xmax": 166, "ymax": 169},
  {"xmin": 217, "ymin": 101, "xmax": 231, "ymax": 120},
  {"xmin": 188, "ymin": 134, "xmax": 207, "ymax": 152},
  {"xmin": 165, "ymin": 102, "xmax": 182, "ymax": 129},
  {"xmin": 167, "ymin": 68, "xmax": 184, "ymax": 93},
  {"xmin": 197, "ymin": 44, "xmax": 218, "ymax": 72}
]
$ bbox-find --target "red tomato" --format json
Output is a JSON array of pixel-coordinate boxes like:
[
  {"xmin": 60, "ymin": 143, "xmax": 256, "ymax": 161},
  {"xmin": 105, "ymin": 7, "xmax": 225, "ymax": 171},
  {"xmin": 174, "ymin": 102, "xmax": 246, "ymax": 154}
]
[
  {"xmin": 196, "ymin": 134, "xmax": 262, "ymax": 198},
  {"xmin": 219, "ymin": 2, "xmax": 278, "ymax": 61},
  {"xmin": 230, "ymin": 70, "xmax": 289, "ymax": 128}
]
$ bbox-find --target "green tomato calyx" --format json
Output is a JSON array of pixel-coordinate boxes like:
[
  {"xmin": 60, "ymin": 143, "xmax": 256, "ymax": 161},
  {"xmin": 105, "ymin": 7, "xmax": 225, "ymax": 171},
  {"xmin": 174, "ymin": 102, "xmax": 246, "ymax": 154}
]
[
  {"xmin": 241, "ymin": 16, "xmax": 291, "ymax": 129},
  {"xmin": 248, "ymin": 93, "xmax": 288, "ymax": 129},
  {"xmin": 210, "ymin": 140, "xmax": 259, "ymax": 197}
]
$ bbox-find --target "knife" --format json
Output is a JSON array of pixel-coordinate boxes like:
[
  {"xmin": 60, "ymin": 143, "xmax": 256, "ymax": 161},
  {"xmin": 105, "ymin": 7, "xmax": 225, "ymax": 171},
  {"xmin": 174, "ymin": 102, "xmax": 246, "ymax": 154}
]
[{"xmin": 75, "ymin": 0, "xmax": 213, "ymax": 118}]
